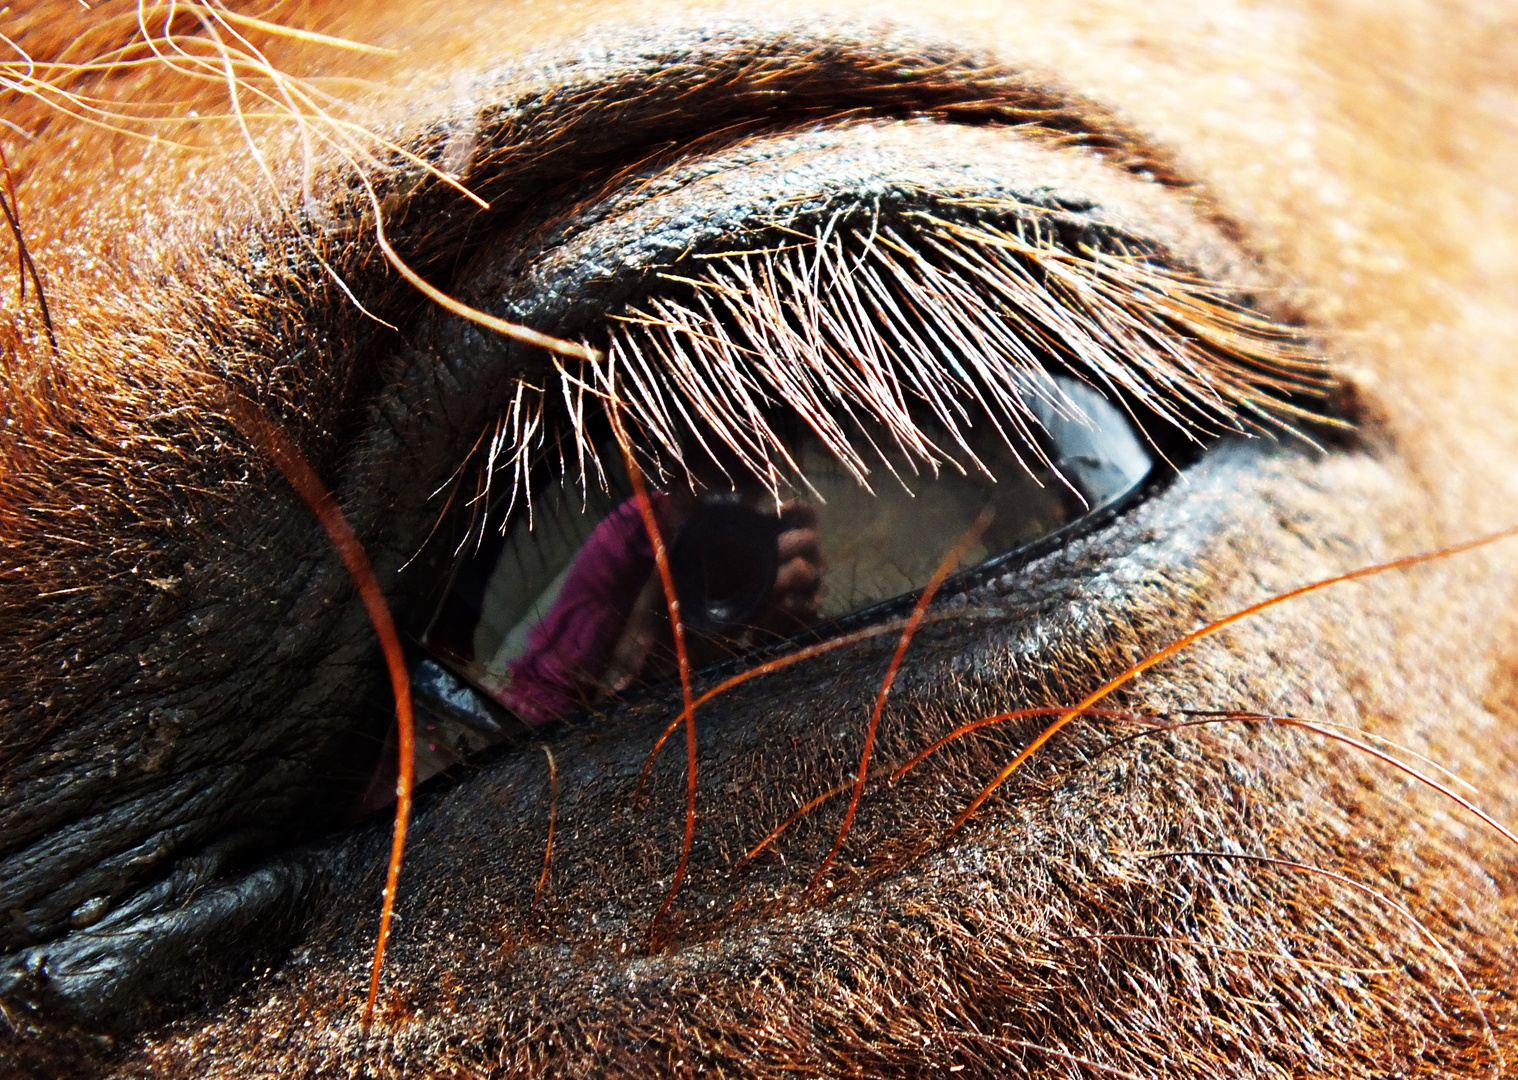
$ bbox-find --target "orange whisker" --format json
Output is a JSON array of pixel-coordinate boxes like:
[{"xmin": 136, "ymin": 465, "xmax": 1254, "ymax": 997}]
[
  {"xmin": 737, "ymin": 781, "xmax": 852, "ymax": 867},
  {"xmin": 889, "ymin": 706, "xmax": 1142, "ymax": 782},
  {"xmin": 809, "ymin": 506, "xmax": 994, "ymax": 891},
  {"xmin": 890, "ymin": 701, "xmax": 1518, "ymax": 861},
  {"xmin": 533, "ymin": 746, "xmax": 559, "ymax": 910},
  {"xmin": 220, "ymin": 392, "xmax": 413, "ymax": 1034},
  {"xmin": 607, "ymin": 402, "xmax": 697, "ymax": 942},
  {"xmin": 633, "ymin": 616, "xmax": 916, "ymax": 801},
  {"xmin": 369, "ymin": 204, "xmax": 594, "ymax": 361},
  {"xmin": 1178, "ymin": 710, "xmax": 1478, "ymax": 793},
  {"xmin": 1093, "ymin": 710, "xmax": 1518, "ymax": 852},
  {"xmin": 211, "ymin": 9, "xmax": 398, "ymax": 56},
  {"xmin": 0, "ymin": 139, "xmax": 54, "ymax": 350}
]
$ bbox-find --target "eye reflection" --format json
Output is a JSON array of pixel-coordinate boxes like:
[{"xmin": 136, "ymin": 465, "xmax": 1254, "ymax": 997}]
[{"xmin": 418, "ymin": 373, "xmax": 1151, "ymax": 732}]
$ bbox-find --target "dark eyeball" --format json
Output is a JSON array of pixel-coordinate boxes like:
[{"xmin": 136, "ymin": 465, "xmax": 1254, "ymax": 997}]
[{"xmin": 406, "ymin": 371, "xmax": 1151, "ymax": 764}]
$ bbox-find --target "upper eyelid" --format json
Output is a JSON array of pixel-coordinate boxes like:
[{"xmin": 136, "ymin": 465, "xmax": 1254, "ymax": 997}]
[
  {"xmin": 332, "ymin": 29, "xmax": 1190, "ymax": 286},
  {"xmin": 173, "ymin": 26, "xmax": 1330, "ymax": 515},
  {"xmin": 412, "ymin": 110, "xmax": 1329, "ymax": 495},
  {"xmin": 359, "ymin": 125, "xmax": 1334, "ymax": 614}
]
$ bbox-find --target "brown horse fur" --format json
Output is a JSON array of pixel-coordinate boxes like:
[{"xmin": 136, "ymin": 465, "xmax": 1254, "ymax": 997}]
[{"xmin": 3, "ymin": 0, "xmax": 1518, "ymax": 1077}]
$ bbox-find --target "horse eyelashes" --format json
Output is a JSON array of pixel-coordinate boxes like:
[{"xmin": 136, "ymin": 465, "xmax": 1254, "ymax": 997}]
[
  {"xmin": 595, "ymin": 214, "xmax": 1326, "ymax": 492},
  {"xmin": 408, "ymin": 205, "xmax": 1331, "ymax": 750}
]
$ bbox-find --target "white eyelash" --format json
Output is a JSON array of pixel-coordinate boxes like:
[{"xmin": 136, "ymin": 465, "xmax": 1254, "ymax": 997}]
[{"xmin": 458, "ymin": 209, "xmax": 1329, "ymax": 539}]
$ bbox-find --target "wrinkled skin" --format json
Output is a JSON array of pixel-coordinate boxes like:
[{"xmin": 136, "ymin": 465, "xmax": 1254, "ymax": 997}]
[{"xmin": 2, "ymin": 0, "xmax": 1518, "ymax": 1077}]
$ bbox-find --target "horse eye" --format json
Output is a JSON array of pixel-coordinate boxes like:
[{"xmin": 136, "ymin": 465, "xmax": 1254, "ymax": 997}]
[
  {"xmin": 410, "ymin": 373, "xmax": 1151, "ymax": 759},
  {"xmin": 385, "ymin": 120, "xmax": 1324, "ymax": 778}
]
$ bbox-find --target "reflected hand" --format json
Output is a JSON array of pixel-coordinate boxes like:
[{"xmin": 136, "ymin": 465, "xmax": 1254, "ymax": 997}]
[{"xmin": 767, "ymin": 499, "xmax": 826, "ymax": 628}]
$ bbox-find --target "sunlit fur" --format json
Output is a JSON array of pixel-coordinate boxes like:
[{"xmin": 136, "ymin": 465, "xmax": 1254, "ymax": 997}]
[{"xmin": 4, "ymin": 2, "xmax": 1518, "ymax": 1078}]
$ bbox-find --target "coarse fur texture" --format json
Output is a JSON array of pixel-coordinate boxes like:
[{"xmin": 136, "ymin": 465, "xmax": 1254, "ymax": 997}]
[{"xmin": 3, "ymin": 1, "xmax": 1518, "ymax": 1078}]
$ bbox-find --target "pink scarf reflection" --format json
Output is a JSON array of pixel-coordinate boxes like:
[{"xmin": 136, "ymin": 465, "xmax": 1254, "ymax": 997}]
[{"xmin": 494, "ymin": 492, "xmax": 670, "ymax": 725}]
